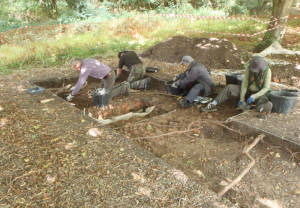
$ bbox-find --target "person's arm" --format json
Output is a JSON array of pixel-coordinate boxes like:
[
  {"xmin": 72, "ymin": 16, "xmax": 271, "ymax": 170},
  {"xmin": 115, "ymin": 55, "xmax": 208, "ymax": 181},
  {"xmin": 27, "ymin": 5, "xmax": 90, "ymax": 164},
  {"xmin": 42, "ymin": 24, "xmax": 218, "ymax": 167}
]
[
  {"xmin": 117, "ymin": 56, "xmax": 125, "ymax": 77},
  {"xmin": 240, "ymin": 68, "xmax": 250, "ymax": 102},
  {"xmin": 251, "ymin": 69, "xmax": 271, "ymax": 100},
  {"xmin": 178, "ymin": 68, "xmax": 198, "ymax": 89},
  {"xmin": 71, "ymin": 67, "xmax": 89, "ymax": 96}
]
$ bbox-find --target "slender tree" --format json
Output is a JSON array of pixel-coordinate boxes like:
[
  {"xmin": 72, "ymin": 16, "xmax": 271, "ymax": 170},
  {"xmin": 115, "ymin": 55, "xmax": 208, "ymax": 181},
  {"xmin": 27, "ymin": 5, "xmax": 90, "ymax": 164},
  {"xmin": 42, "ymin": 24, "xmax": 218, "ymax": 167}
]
[
  {"xmin": 35, "ymin": 0, "xmax": 58, "ymax": 18},
  {"xmin": 255, "ymin": 0, "xmax": 294, "ymax": 52},
  {"xmin": 65, "ymin": 0, "xmax": 79, "ymax": 9}
]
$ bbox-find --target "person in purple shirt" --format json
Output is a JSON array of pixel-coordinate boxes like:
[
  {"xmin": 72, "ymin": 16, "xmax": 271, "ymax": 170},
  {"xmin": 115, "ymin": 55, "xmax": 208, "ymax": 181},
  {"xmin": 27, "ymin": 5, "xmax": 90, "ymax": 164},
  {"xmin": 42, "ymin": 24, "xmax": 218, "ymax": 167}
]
[{"xmin": 66, "ymin": 58, "xmax": 115, "ymax": 101}]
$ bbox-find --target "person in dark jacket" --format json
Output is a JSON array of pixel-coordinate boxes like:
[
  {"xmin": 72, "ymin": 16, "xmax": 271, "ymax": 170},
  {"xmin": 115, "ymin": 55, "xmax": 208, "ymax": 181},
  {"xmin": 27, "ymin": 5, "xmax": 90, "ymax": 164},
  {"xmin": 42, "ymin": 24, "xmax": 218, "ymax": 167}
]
[
  {"xmin": 172, "ymin": 56, "xmax": 215, "ymax": 108},
  {"xmin": 116, "ymin": 50, "xmax": 151, "ymax": 90}
]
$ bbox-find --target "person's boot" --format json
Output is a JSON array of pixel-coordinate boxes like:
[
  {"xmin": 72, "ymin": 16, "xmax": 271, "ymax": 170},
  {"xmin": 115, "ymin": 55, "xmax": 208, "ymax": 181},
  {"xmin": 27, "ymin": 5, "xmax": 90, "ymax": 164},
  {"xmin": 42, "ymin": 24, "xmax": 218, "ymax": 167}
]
[
  {"xmin": 110, "ymin": 81, "xmax": 130, "ymax": 98},
  {"xmin": 257, "ymin": 102, "xmax": 273, "ymax": 118},
  {"xmin": 179, "ymin": 99, "xmax": 194, "ymax": 108},
  {"xmin": 201, "ymin": 100, "xmax": 218, "ymax": 112},
  {"xmin": 130, "ymin": 77, "xmax": 151, "ymax": 90}
]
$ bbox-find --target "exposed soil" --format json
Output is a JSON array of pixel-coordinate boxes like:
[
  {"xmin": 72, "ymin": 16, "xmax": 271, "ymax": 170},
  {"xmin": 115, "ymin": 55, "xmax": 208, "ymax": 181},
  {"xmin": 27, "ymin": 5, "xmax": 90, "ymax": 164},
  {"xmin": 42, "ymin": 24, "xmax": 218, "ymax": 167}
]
[
  {"xmin": 266, "ymin": 54, "xmax": 300, "ymax": 88},
  {"xmin": 39, "ymin": 75, "xmax": 300, "ymax": 208},
  {"xmin": 141, "ymin": 36, "xmax": 248, "ymax": 69},
  {"xmin": 1, "ymin": 36, "xmax": 300, "ymax": 207}
]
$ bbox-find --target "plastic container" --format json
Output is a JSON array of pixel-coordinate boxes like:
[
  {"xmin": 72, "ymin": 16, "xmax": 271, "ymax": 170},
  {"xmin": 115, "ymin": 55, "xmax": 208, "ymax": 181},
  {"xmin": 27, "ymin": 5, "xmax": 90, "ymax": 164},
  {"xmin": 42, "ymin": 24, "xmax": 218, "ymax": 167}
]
[
  {"xmin": 92, "ymin": 88, "xmax": 110, "ymax": 107},
  {"xmin": 27, "ymin": 86, "xmax": 45, "ymax": 95},
  {"xmin": 269, "ymin": 89, "xmax": 299, "ymax": 114},
  {"xmin": 225, "ymin": 73, "xmax": 244, "ymax": 85}
]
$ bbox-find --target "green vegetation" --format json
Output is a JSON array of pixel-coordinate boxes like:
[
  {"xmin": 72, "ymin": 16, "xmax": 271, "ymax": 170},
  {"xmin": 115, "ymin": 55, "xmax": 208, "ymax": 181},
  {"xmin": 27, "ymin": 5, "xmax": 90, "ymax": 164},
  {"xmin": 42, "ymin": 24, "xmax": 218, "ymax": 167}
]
[
  {"xmin": 0, "ymin": 0, "xmax": 298, "ymax": 74},
  {"xmin": 0, "ymin": 14, "xmax": 268, "ymax": 73}
]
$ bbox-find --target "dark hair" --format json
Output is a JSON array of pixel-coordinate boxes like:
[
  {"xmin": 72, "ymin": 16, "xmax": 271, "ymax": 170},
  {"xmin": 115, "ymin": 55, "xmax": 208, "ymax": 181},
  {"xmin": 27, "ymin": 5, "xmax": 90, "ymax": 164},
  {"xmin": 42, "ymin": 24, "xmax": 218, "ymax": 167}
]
[{"xmin": 118, "ymin": 50, "xmax": 128, "ymax": 58}]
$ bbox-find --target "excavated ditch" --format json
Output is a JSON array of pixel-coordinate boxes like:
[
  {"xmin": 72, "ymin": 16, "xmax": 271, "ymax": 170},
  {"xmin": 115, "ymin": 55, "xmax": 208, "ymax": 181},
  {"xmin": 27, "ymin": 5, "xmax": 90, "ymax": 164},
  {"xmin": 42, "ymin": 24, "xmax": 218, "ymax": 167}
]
[{"xmin": 35, "ymin": 75, "xmax": 300, "ymax": 208}]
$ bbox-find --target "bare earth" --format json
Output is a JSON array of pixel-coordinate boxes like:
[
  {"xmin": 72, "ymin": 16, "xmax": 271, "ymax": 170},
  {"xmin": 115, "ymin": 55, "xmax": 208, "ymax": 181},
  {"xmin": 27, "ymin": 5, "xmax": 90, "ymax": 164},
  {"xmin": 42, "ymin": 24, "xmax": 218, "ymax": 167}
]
[{"xmin": 0, "ymin": 37, "xmax": 299, "ymax": 207}]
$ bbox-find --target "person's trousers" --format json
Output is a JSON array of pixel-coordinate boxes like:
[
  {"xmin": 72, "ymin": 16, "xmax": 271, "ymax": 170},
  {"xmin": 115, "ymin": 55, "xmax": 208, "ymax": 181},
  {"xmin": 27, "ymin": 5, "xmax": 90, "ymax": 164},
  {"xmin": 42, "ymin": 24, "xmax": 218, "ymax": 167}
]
[
  {"xmin": 128, "ymin": 63, "xmax": 145, "ymax": 83},
  {"xmin": 127, "ymin": 63, "xmax": 151, "ymax": 90},
  {"xmin": 215, "ymin": 84, "xmax": 271, "ymax": 111},
  {"xmin": 110, "ymin": 81, "xmax": 130, "ymax": 99},
  {"xmin": 102, "ymin": 70, "xmax": 116, "ymax": 101},
  {"xmin": 185, "ymin": 83, "xmax": 206, "ymax": 103}
]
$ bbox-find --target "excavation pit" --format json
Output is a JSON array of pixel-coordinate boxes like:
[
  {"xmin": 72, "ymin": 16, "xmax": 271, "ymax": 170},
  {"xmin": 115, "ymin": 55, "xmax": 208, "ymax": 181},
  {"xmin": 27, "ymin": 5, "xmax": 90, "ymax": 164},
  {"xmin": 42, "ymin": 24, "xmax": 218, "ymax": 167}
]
[{"xmin": 33, "ymin": 74, "xmax": 300, "ymax": 208}]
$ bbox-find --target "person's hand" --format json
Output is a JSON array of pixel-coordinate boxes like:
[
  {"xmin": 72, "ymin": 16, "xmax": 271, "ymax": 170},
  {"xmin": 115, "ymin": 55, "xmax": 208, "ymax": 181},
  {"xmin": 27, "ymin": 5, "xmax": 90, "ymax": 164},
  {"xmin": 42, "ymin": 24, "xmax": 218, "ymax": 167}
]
[
  {"xmin": 247, "ymin": 96, "xmax": 255, "ymax": 104},
  {"xmin": 66, "ymin": 94, "xmax": 74, "ymax": 101},
  {"xmin": 171, "ymin": 80, "xmax": 180, "ymax": 88},
  {"xmin": 70, "ymin": 86, "xmax": 75, "ymax": 91},
  {"xmin": 172, "ymin": 75, "xmax": 179, "ymax": 82},
  {"xmin": 237, "ymin": 101, "xmax": 244, "ymax": 107}
]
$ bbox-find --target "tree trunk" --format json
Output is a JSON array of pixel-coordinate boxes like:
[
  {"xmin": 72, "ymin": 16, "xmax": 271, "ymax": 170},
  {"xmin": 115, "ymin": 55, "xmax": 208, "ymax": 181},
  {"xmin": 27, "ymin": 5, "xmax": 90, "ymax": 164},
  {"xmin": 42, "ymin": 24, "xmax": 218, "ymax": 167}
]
[
  {"xmin": 65, "ymin": 0, "xmax": 78, "ymax": 9},
  {"xmin": 36, "ymin": 0, "xmax": 58, "ymax": 18},
  {"xmin": 50, "ymin": 0, "xmax": 58, "ymax": 17},
  {"xmin": 254, "ymin": 0, "xmax": 293, "ymax": 52}
]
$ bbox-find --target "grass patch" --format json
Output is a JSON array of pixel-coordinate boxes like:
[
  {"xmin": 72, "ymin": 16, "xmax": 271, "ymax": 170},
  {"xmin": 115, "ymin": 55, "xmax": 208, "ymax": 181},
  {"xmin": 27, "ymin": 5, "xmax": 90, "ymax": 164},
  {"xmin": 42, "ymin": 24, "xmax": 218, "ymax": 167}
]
[{"xmin": 0, "ymin": 13, "xmax": 298, "ymax": 73}]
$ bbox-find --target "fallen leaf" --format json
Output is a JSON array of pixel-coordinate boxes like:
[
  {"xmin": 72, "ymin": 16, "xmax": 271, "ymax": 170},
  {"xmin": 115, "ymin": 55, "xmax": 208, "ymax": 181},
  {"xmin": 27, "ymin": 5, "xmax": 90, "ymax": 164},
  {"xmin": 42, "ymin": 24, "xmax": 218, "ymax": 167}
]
[
  {"xmin": 17, "ymin": 85, "xmax": 26, "ymax": 92},
  {"xmin": 0, "ymin": 106, "xmax": 3, "ymax": 112},
  {"xmin": 65, "ymin": 141, "xmax": 76, "ymax": 150},
  {"xmin": 46, "ymin": 175, "xmax": 56, "ymax": 184},
  {"xmin": 0, "ymin": 118, "xmax": 8, "ymax": 127},
  {"xmin": 51, "ymin": 137, "xmax": 62, "ymax": 143},
  {"xmin": 172, "ymin": 169, "xmax": 188, "ymax": 184},
  {"xmin": 88, "ymin": 128, "xmax": 102, "ymax": 137},
  {"xmin": 193, "ymin": 169, "xmax": 205, "ymax": 178},
  {"xmin": 132, "ymin": 173, "xmax": 146, "ymax": 183},
  {"xmin": 136, "ymin": 187, "xmax": 151, "ymax": 197},
  {"xmin": 275, "ymin": 153, "xmax": 280, "ymax": 158},
  {"xmin": 219, "ymin": 180, "xmax": 229, "ymax": 186}
]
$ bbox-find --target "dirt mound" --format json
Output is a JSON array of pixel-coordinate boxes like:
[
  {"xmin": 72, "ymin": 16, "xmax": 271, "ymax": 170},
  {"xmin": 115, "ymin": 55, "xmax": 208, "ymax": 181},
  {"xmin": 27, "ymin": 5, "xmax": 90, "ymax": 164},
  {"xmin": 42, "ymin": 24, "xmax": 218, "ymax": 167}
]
[{"xmin": 141, "ymin": 36, "xmax": 246, "ymax": 70}]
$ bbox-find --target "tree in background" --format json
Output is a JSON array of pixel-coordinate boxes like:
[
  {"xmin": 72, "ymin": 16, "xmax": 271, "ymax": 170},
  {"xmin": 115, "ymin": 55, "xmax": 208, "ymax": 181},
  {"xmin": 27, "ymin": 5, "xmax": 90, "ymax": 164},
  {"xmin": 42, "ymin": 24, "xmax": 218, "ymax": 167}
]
[
  {"xmin": 34, "ymin": 0, "xmax": 58, "ymax": 18},
  {"xmin": 255, "ymin": 0, "xmax": 294, "ymax": 52},
  {"xmin": 65, "ymin": 0, "xmax": 80, "ymax": 9}
]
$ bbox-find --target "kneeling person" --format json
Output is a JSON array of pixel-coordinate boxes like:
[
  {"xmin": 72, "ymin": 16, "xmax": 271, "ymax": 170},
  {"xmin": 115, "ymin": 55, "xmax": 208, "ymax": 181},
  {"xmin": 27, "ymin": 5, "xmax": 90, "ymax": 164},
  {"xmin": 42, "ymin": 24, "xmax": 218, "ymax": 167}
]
[
  {"xmin": 172, "ymin": 56, "xmax": 215, "ymax": 108},
  {"xmin": 117, "ymin": 50, "xmax": 151, "ymax": 90},
  {"xmin": 202, "ymin": 56, "xmax": 273, "ymax": 114},
  {"xmin": 67, "ymin": 58, "xmax": 115, "ymax": 102}
]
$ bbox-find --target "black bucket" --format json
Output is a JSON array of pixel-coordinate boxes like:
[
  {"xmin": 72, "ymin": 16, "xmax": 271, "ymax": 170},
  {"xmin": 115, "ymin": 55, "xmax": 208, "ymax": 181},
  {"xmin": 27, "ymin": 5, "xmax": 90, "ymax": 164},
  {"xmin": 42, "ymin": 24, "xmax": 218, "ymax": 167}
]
[
  {"xmin": 269, "ymin": 89, "xmax": 299, "ymax": 114},
  {"xmin": 92, "ymin": 88, "xmax": 110, "ymax": 107},
  {"xmin": 225, "ymin": 73, "xmax": 244, "ymax": 85}
]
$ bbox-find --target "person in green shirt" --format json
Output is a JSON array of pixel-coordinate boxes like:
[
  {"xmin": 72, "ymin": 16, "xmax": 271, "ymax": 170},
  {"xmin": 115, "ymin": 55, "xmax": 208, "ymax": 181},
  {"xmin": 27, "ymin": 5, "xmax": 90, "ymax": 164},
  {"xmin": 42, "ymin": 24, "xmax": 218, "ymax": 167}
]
[{"xmin": 202, "ymin": 56, "xmax": 273, "ymax": 114}]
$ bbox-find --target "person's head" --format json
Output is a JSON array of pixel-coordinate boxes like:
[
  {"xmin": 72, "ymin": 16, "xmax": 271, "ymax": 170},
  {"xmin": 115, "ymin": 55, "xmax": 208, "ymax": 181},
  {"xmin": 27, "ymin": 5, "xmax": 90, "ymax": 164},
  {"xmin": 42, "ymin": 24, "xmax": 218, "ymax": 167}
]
[
  {"xmin": 180, "ymin": 56, "xmax": 194, "ymax": 66},
  {"xmin": 70, "ymin": 58, "xmax": 82, "ymax": 71},
  {"xmin": 248, "ymin": 56, "xmax": 267, "ymax": 73},
  {"xmin": 118, "ymin": 50, "xmax": 128, "ymax": 59}
]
